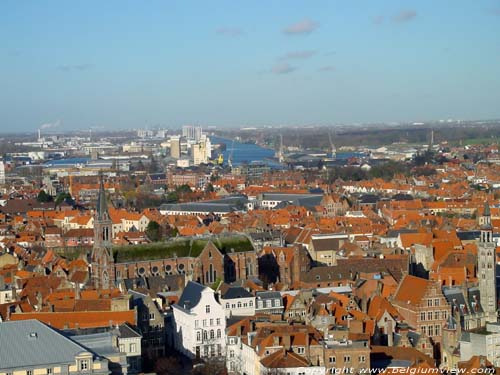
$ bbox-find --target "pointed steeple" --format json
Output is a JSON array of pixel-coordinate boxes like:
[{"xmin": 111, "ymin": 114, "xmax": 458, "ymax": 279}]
[
  {"xmin": 96, "ymin": 172, "xmax": 109, "ymax": 221},
  {"xmin": 484, "ymin": 201, "xmax": 491, "ymax": 218}
]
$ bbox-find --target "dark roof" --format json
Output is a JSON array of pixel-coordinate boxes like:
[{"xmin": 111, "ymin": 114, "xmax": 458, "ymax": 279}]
[
  {"xmin": 148, "ymin": 173, "xmax": 167, "ymax": 181},
  {"xmin": 118, "ymin": 323, "xmax": 142, "ymax": 339},
  {"xmin": 177, "ymin": 281, "xmax": 206, "ymax": 309},
  {"xmin": 256, "ymin": 291, "xmax": 282, "ymax": 300},
  {"xmin": 311, "ymin": 236, "xmax": 347, "ymax": 252},
  {"xmin": 457, "ymin": 231, "xmax": 480, "ymax": 241},
  {"xmin": 443, "ymin": 286, "xmax": 483, "ymax": 318},
  {"xmin": 302, "ymin": 256, "xmax": 409, "ymax": 284},
  {"xmin": 160, "ymin": 202, "xmax": 235, "ymax": 213},
  {"xmin": 222, "ymin": 286, "xmax": 253, "ymax": 300}
]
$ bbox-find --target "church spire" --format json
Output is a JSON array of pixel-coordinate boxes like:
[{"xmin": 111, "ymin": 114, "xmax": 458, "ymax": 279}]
[
  {"xmin": 96, "ymin": 172, "xmax": 109, "ymax": 221},
  {"xmin": 90, "ymin": 171, "xmax": 114, "ymax": 290}
]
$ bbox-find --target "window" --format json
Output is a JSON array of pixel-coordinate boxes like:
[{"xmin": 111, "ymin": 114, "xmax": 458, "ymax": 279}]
[
  {"xmin": 297, "ymin": 347, "xmax": 305, "ymax": 354},
  {"xmin": 210, "ymin": 330, "xmax": 215, "ymax": 339},
  {"xmin": 120, "ymin": 344, "xmax": 125, "ymax": 352},
  {"xmin": 206, "ymin": 305, "xmax": 211, "ymax": 313},
  {"xmin": 344, "ymin": 355, "xmax": 351, "ymax": 363},
  {"xmin": 226, "ymin": 303, "xmax": 230, "ymax": 308},
  {"xmin": 130, "ymin": 343, "xmax": 137, "ymax": 353},
  {"xmin": 420, "ymin": 312, "xmax": 425, "ymax": 321},
  {"xmin": 230, "ymin": 350, "xmax": 235, "ymax": 358},
  {"xmin": 359, "ymin": 355, "xmax": 366, "ymax": 363},
  {"xmin": 203, "ymin": 331, "xmax": 208, "ymax": 340},
  {"xmin": 434, "ymin": 311, "xmax": 439, "ymax": 320},
  {"xmin": 197, "ymin": 331, "xmax": 201, "ymax": 341},
  {"xmin": 79, "ymin": 359, "xmax": 90, "ymax": 371},
  {"xmin": 238, "ymin": 301, "xmax": 242, "ymax": 308},
  {"xmin": 216, "ymin": 318, "xmax": 221, "ymax": 325},
  {"xmin": 47, "ymin": 370, "xmax": 53, "ymax": 375},
  {"xmin": 210, "ymin": 319, "xmax": 214, "ymax": 326},
  {"xmin": 435, "ymin": 325, "xmax": 440, "ymax": 336},
  {"xmin": 249, "ymin": 300, "xmax": 253, "ymax": 307},
  {"xmin": 329, "ymin": 356, "xmax": 336, "ymax": 363},
  {"xmin": 217, "ymin": 329, "xmax": 221, "ymax": 338},
  {"xmin": 434, "ymin": 298, "xmax": 440, "ymax": 306},
  {"xmin": 427, "ymin": 312, "xmax": 432, "ymax": 321},
  {"xmin": 27, "ymin": 371, "xmax": 33, "ymax": 375},
  {"xmin": 203, "ymin": 319, "xmax": 207, "ymax": 327},
  {"xmin": 149, "ymin": 313, "xmax": 155, "ymax": 320},
  {"xmin": 427, "ymin": 299, "xmax": 432, "ymax": 307},
  {"xmin": 195, "ymin": 320, "xmax": 199, "ymax": 328}
]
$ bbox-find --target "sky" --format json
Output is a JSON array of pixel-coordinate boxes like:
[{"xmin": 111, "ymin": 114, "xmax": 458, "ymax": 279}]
[{"xmin": 1, "ymin": 0, "xmax": 500, "ymax": 132}]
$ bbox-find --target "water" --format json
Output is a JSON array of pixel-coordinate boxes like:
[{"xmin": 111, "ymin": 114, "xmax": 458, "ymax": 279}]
[{"xmin": 210, "ymin": 136, "xmax": 277, "ymax": 167}]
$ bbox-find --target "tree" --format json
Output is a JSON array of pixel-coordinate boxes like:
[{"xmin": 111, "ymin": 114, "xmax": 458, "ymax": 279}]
[
  {"xmin": 146, "ymin": 221, "xmax": 162, "ymax": 242},
  {"xmin": 154, "ymin": 355, "xmax": 183, "ymax": 375},
  {"xmin": 55, "ymin": 192, "xmax": 72, "ymax": 206},
  {"xmin": 205, "ymin": 183, "xmax": 215, "ymax": 193},
  {"xmin": 37, "ymin": 190, "xmax": 53, "ymax": 203}
]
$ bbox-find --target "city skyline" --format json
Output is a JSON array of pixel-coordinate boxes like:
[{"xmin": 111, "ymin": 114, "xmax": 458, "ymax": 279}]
[{"xmin": 2, "ymin": 0, "xmax": 500, "ymax": 131}]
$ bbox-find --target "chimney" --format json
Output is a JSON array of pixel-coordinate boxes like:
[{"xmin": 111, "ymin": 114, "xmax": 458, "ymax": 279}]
[
  {"xmin": 74, "ymin": 282, "xmax": 81, "ymax": 300},
  {"xmin": 35, "ymin": 291, "xmax": 43, "ymax": 311},
  {"xmin": 387, "ymin": 319, "xmax": 394, "ymax": 346},
  {"xmin": 11, "ymin": 285, "xmax": 17, "ymax": 300},
  {"xmin": 361, "ymin": 295, "xmax": 368, "ymax": 313},
  {"xmin": 237, "ymin": 324, "xmax": 242, "ymax": 337},
  {"xmin": 283, "ymin": 334, "xmax": 291, "ymax": 350}
]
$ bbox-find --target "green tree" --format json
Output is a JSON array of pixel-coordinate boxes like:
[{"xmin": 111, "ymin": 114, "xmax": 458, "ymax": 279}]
[
  {"xmin": 205, "ymin": 183, "xmax": 215, "ymax": 193},
  {"xmin": 55, "ymin": 192, "xmax": 72, "ymax": 206},
  {"xmin": 37, "ymin": 190, "xmax": 53, "ymax": 203},
  {"xmin": 145, "ymin": 220, "xmax": 162, "ymax": 242}
]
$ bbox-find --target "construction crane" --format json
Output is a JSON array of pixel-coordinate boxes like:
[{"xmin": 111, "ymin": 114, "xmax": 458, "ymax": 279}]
[
  {"xmin": 228, "ymin": 139, "xmax": 235, "ymax": 168},
  {"xmin": 328, "ymin": 131, "xmax": 337, "ymax": 159}
]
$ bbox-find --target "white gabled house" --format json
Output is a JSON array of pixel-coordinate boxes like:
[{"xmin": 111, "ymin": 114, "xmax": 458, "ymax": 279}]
[{"xmin": 172, "ymin": 281, "xmax": 226, "ymax": 359}]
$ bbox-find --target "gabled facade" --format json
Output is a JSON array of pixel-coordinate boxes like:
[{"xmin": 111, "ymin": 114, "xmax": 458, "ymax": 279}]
[{"xmin": 172, "ymin": 281, "xmax": 226, "ymax": 359}]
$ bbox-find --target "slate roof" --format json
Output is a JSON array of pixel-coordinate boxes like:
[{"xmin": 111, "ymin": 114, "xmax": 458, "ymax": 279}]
[
  {"xmin": 443, "ymin": 286, "xmax": 484, "ymax": 317},
  {"xmin": 118, "ymin": 323, "xmax": 142, "ymax": 339},
  {"xmin": 0, "ymin": 319, "xmax": 97, "ymax": 370},
  {"xmin": 160, "ymin": 202, "xmax": 235, "ymax": 213},
  {"xmin": 222, "ymin": 286, "xmax": 253, "ymax": 300},
  {"xmin": 177, "ymin": 281, "xmax": 206, "ymax": 309}
]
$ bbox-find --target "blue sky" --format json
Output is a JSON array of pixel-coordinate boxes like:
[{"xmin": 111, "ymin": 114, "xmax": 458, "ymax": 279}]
[{"xmin": 1, "ymin": 0, "xmax": 500, "ymax": 131}]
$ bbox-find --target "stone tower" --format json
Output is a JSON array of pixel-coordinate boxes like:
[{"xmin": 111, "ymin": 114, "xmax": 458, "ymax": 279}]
[
  {"xmin": 90, "ymin": 173, "xmax": 115, "ymax": 290},
  {"xmin": 478, "ymin": 202, "xmax": 497, "ymax": 322}
]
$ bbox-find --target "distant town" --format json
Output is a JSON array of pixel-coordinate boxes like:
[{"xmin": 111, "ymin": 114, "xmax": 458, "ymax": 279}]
[{"xmin": 2, "ymin": 121, "xmax": 500, "ymax": 375}]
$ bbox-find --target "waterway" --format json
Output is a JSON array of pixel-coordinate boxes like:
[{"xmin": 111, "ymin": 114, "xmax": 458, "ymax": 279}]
[{"xmin": 210, "ymin": 136, "xmax": 278, "ymax": 167}]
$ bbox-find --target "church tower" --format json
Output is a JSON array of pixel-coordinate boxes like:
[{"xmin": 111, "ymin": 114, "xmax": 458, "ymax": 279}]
[
  {"xmin": 478, "ymin": 202, "xmax": 497, "ymax": 322},
  {"xmin": 90, "ymin": 173, "xmax": 115, "ymax": 290}
]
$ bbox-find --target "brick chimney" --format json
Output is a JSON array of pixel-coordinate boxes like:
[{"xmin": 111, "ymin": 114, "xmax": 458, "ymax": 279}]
[{"xmin": 283, "ymin": 334, "xmax": 291, "ymax": 350}]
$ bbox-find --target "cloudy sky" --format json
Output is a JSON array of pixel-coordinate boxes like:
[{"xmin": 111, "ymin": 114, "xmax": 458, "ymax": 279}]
[{"xmin": 1, "ymin": 0, "xmax": 500, "ymax": 131}]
